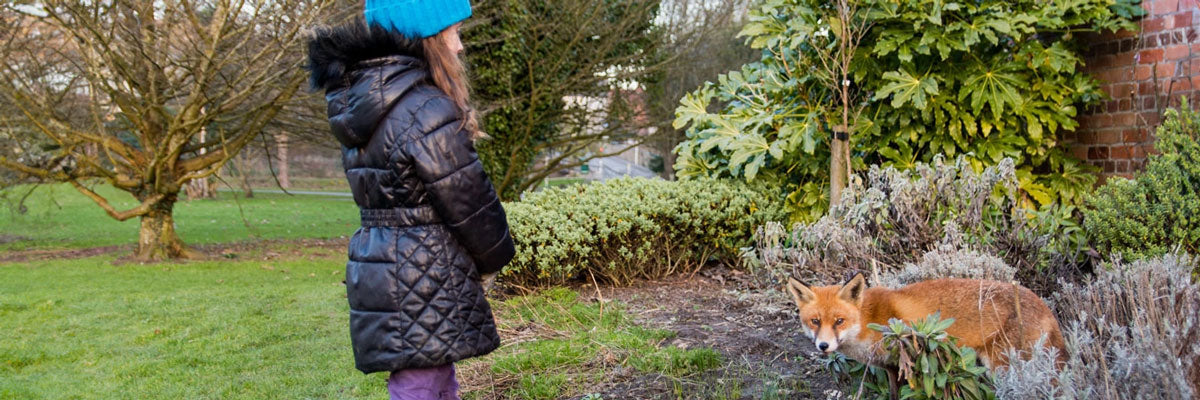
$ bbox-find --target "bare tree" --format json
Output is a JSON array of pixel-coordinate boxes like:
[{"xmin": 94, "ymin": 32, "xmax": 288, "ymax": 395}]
[
  {"xmin": 645, "ymin": 0, "xmax": 755, "ymax": 179},
  {"xmin": 812, "ymin": 0, "xmax": 873, "ymax": 204},
  {"xmin": 0, "ymin": 0, "xmax": 336, "ymax": 260}
]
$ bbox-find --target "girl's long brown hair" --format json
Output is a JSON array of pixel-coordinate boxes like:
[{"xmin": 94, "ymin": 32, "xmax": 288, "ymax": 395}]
[{"xmin": 422, "ymin": 29, "xmax": 481, "ymax": 139}]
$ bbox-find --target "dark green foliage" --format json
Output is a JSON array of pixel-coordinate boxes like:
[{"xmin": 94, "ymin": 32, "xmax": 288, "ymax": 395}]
[
  {"xmin": 674, "ymin": 0, "xmax": 1143, "ymax": 220},
  {"xmin": 464, "ymin": 0, "xmax": 663, "ymax": 200},
  {"xmin": 1084, "ymin": 103, "xmax": 1200, "ymax": 263}
]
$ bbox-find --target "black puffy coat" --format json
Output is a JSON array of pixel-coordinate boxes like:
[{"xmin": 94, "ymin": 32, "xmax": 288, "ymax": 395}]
[{"xmin": 307, "ymin": 23, "xmax": 514, "ymax": 374}]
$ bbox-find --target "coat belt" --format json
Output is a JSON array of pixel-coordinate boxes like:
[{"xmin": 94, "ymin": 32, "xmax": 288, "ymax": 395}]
[{"xmin": 360, "ymin": 206, "xmax": 442, "ymax": 227}]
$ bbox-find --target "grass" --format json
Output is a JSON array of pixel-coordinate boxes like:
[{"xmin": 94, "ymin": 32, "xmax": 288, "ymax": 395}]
[
  {"xmin": 538, "ymin": 177, "xmax": 587, "ymax": 189},
  {"xmin": 225, "ymin": 176, "xmax": 351, "ymax": 192},
  {"xmin": 469, "ymin": 288, "xmax": 723, "ymax": 400},
  {"xmin": 0, "ymin": 250, "xmax": 379, "ymax": 399},
  {"xmin": 0, "ymin": 183, "xmax": 358, "ymax": 251},
  {"xmin": 1, "ymin": 253, "xmax": 722, "ymax": 400}
]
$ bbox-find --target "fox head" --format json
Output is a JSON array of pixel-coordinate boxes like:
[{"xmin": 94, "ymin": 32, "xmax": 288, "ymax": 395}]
[{"xmin": 785, "ymin": 272, "xmax": 867, "ymax": 354}]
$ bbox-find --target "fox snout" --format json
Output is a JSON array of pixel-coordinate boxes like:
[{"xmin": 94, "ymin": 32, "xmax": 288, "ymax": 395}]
[{"xmin": 813, "ymin": 330, "xmax": 840, "ymax": 353}]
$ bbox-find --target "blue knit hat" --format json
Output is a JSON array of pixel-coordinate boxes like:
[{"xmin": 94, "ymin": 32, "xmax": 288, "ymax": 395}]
[{"xmin": 365, "ymin": 0, "xmax": 472, "ymax": 39}]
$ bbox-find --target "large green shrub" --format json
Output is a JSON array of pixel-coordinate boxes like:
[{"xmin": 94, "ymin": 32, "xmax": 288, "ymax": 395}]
[
  {"xmin": 1084, "ymin": 103, "xmax": 1200, "ymax": 261},
  {"xmin": 674, "ymin": 0, "xmax": 1142, "ymax": 220},
  {"xmin": 501, "ymin": 178, "xmax": 785, "ymax": 287}
]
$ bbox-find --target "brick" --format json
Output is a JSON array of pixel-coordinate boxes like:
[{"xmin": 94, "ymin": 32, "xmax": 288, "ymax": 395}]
[
  {"xmin": 1089, "ymin": 146, "xmax": 1111, "ymax": 160},
  {"xmin": 1159, "ymin": 31, "xmax": 1184, "ymax": 46},
  {"xmin": 1135, "ymin": 65, "xmax": 1154, "ymax": 80},
  {"xmin": 1116, "ymin": 160, "xmax": 1131, "ymax": 173},
  {"xmin": 1149, "ymin": 0, "xmax": 1179, "ymax": 14},
  {"xmin": 1144, "ymin": 96, "xmax": 1159, "ymax": 110},
  {"xmin": 1119, "ymin": 38, "xmax": 1137, "ymax": 53},
  {"xmin": 1164, "ymin": 44, "xmax": 1191, "ymax": 60},
  {"xmin": 1124, "ymin": 129, "xmax": 1146, "ymax": 142},
  {"xmin": 1095, "ymin": 114, "xmax": 1114, "ymax": 128},
  {"xmin": 1131, "ymin": 146, "xmax": 1146, "ymax": 159},
  {"xmin": 1107, "ymin": 100, "xmax": 1120, "ymax": 113},
  {"xmin": 1143, "ymin": 17, "xmax": 1166, "ymax": 33},
  {"xmin": 1139, "ymin": 111, "xmax": 1163, "ymax": 126},
  {"xmin": 1104, "ymin": 161, "xmax": 1116, "ymax": 173},
  {"xmin": 1120, "ymin": 99, "xmax": 1133, "ymax": 111},
  {"xmin": 1175, "ymin": 11, "xmax": 1194, "ymax": 28},
  {"xmin": 1156, "ymin": 61, "xmax": 1178, "ymax": 78},
  {"xmin": 1101, "ymin": 130, "xmax": 1123, "ymax": 144},
  {"xmin": 1172, "ymin": 78, "xmax": 1194, "ymax": 92},
  {"xmin": 1140, "ymin": 82, "xmax": 1157, "ymax": 95},
  {"xmin": 1139, "ymin": 48, "xmax": 1165, "ymax": 63},
  {"xmin": 1112, "ymin": 145, "xmax": 1132, "ymax": 159},
  {"xmin": 1144, "ymin": 34, "xmax": 1159, "ymax": 48},
  {"xmin": 1070, "ymin": 145, "xmax": 1089, "ymax": 160},
  {"xmin": 1114, "ymin": 112, "xmax": 1138, "ymax": 126}
]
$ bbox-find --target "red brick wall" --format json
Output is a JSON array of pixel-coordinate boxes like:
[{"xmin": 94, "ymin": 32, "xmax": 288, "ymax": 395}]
[{"xmin": 1069, "ymin": 0, "xmax": 1200, "ymax": 180}]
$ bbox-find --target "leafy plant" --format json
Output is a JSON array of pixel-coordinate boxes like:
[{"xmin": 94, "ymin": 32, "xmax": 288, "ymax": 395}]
[
  {"xmin": 1084, "ymin": 102, "xmax": 1200, "ymax": 263},
  {"xmin": 674, "ymin": 0, "xmax": 1142, "ymax": 220},
  {"xmin": 502, "ymin": 177, "xmax": 785, "ymax": 286},
  {"xmin": 825, "ymin": 313, "xmax": 996, "ymax": 400}
]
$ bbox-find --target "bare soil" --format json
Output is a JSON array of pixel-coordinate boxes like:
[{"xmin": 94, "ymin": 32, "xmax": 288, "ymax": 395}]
[{"xmin": 569, "ymin": 266, "xmax": 843, "ymax": 399}]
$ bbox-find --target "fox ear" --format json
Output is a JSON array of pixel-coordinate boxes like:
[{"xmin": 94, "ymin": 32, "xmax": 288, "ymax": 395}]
[
  {"xmin": 837, "ymin": 272, "xmax": 867, "ymax": 305},
  {"xmin": 785, "ymin": 277, "xmax": 817, "ymax": 307}
]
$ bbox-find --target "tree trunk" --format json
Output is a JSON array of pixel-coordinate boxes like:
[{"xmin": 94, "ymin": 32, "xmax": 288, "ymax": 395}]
[
  {"xmin": 185, "ymin": 121, "xmax": 214, "ymax": 199},
  {"xmin": 830, "ymin": 133, "xmax": 849, "ymax": 206},
  {"xmin": 135, "ymin": 196, "xmax": 198, "ymax": 260},
  {"xmin": 275, "ymin": 133, "xmax": 290, "ymax": 189},
  {"xmin": 233, "ymin": 152, "xmax": 254, "ymax": 198}
]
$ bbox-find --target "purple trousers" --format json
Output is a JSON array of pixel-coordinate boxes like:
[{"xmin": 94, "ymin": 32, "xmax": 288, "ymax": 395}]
[{"xmin": 387, "ymin": 364, "xmax": 460, "ymax": 400}]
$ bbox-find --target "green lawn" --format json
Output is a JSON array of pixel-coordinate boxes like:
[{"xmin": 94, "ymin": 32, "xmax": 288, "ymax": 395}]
[
  {"xmin": 0, "ymin": 253, "xmax": 721, "ymax": 400},
  {"xmin": 0, "ymin": 252, "xmax": 380, "ymax": 399},
  {"xmin": 0, "ymin": 181, "xmax": 725, "ymax": 399},
  {"xmin": 538, "ymin": 177, "xmax": 587, "ymax": 189},
  {"xmin": 0, "ymin": 183, "xmax": 358, "ymax": 251}
]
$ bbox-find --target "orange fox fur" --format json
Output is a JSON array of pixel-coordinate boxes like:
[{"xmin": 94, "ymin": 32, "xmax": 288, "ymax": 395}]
[{"xmin": 785, "ymin": 273, "xmax": 1066, "ymax": 369}]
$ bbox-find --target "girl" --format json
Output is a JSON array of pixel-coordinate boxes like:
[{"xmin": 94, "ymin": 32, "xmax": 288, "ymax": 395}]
[{"xmin": 306, "ymin": 1, "xmax": 513, "ymax": 399}]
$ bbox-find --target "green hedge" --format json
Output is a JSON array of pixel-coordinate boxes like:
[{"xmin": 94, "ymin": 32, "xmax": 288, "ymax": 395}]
[
  {"xmin": 501, "ymin": 178, "xmax": 785, "ymax": 286},
  {"xmin": 1084, "ymin": 103, "xmax": 1200, "ymax": 261}
]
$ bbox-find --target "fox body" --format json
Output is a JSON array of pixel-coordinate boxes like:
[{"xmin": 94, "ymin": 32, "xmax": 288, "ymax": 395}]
[{"xmin": 786, "ymin": 273, "xmax": 1065, "ymax": 369}]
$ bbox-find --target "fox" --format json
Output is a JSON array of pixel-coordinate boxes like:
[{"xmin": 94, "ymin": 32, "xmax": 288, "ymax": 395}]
[{"xmin": 785, "ymin": 272, "xmax": 1066, "ymax": 369}]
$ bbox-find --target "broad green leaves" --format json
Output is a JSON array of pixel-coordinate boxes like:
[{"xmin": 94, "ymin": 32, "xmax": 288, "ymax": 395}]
[
  {"xmin": 674, "ymin": 0, "xmax": 1142, "ymax": 220},
  {"xmin": 876, "ymin": 69, "xmax": 939, "ymax": 109}
]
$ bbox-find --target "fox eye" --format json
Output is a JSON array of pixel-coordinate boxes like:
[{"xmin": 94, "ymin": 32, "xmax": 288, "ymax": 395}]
[
  {"xmin": 810, "ymin": 318, "xmax": 820, "ymax": 326},
  {"xmin": 835, "ymin": 318, "xmax": 845, "ymax": 326}
]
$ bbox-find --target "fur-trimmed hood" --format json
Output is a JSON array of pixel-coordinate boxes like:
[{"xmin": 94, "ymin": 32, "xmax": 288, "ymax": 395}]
[
  {"xmin": 307, "ymin": 22, "xmax": 431, "ymax": 147},
  {"xmin": 306, "ymin": 21, "xmax": 425, "ymax": 91}
]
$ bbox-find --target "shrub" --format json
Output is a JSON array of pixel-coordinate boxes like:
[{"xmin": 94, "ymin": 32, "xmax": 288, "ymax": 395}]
[
  {"xmin": 674, "ymin": 0, "xmax": 1142, "ymax": 219},
  {"xmin": 876, "ymin": 228, "xmax": 1015, "ymax": 289},
  {"xmin": 502, "ymin": 177, "xmax": 785, "ymax": 287},
  {"xmin": 995, "ymin": 254, "xmax": 1200, "ymax": 399},
  {"xmin": 826, "ymin": 313, "xmax": 996, "ymax": 400},
  {"xmin": 744, "ymin": 156, "xmax": 1076, "ymax": 294},
  {"xmin": 1084, "ymin": 103, "xmax": 1200, "ymax": 263}
]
